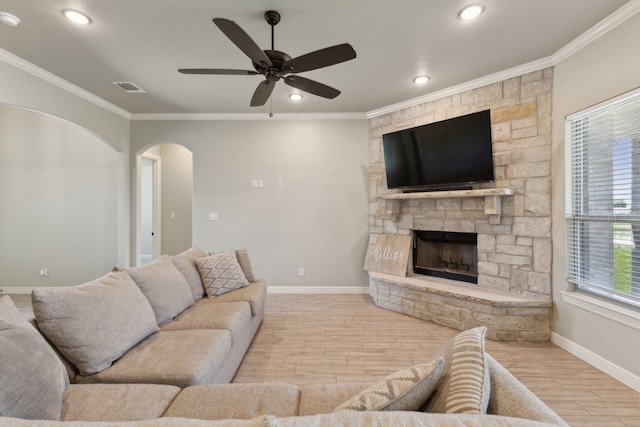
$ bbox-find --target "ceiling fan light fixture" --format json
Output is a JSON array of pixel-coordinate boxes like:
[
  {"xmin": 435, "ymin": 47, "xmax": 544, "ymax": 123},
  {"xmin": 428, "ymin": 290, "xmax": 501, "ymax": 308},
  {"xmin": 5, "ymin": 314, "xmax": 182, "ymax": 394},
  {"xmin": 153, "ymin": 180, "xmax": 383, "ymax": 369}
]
[
  {"xmin": 413, "ymin": 76, "xmax": 430, "ymax": 84},
  {"xmin": 0, "ymin": 11, "xmax": 20, "ymax": 27},
  {"xmin": 289, "ymin": 93, "xmax": 303, "ymax": 101},
  {"xmin": 459, "ymin": 5, "xmax": 484, "ymax": 21},
  {"xmin": 63, "ymin": 9, "xmax": 91, "ymax": 25}
]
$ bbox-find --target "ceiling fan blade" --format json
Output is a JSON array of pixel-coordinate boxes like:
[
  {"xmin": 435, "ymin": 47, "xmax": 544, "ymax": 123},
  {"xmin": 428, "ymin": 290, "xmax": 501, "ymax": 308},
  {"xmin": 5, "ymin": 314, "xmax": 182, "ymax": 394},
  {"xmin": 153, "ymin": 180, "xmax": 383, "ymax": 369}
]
[
  {"xmin": 284, "ymin": 76, "xmax": 340, "ymax": 99},
  {"xmin": 213, "ymin": 18, "xmax": 272, "ymax": 68},
  {"xmin": 250, "ymin": 80, "xmax": 276, "ymax": 106},
  {"xmin": 178, "ymin": 69, "xmax": 258, "ymax": 75},
  {"xmin": 283, "ymin": 43, "xmax": 356, "ymax": 74}
]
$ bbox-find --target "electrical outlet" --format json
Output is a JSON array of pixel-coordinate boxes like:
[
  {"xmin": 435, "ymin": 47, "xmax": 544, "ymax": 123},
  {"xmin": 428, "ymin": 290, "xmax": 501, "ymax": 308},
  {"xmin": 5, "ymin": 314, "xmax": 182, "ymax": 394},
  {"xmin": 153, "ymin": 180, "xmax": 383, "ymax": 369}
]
[
  {"xmin": 209, "ymin": 212, "xmax": 218, "ymax": 221},
  {"xmin": 298, "ymin": 268, "xmax": 305, "ymax": 276}
]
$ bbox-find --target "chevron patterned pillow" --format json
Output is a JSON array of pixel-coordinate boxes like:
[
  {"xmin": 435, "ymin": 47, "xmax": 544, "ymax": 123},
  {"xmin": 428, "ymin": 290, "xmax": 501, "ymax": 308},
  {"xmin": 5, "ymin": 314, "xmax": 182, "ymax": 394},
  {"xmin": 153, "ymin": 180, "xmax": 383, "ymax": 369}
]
[
  {"xmin": 333, "ymin": 357, "xmax": 444, "ymax": 412},
  {"xmin": 196, "ymin": 250, "xmax": 250, "ymax": 298}
]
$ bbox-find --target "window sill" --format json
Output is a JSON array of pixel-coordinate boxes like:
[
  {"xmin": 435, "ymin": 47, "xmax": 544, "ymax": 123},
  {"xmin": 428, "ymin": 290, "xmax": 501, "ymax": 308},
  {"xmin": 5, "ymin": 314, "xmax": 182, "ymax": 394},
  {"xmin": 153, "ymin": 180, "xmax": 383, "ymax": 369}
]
[{"xmin": 560, "ymin": 291, "xmax": 640, "ymax": 331}]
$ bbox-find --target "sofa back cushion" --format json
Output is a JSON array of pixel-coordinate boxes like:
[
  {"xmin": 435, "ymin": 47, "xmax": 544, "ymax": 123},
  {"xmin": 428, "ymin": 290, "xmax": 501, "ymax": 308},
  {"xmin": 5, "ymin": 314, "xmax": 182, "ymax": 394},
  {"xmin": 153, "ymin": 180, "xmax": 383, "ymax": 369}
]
[
  {"xmin": 171, "ymin": 246, "xmax": 207, "ymax": 300},
  {"xmin": 117, "ymin": 255, "xmax": 195, "ymax": 325},
  {"xmin": 0, "ymin": 296, "xmax": 69, "ymax": 420},
  {"xmin": 32, "ymin": 270, "xmax": 159, "ymax": 375}
]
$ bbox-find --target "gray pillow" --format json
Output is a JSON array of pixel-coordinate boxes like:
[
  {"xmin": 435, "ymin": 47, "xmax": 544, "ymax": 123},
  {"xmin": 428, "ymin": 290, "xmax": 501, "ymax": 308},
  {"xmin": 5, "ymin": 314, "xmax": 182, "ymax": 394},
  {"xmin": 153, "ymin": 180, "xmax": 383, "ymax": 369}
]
[
  {"xmin": 208, "ymin": 248, "xmax": 257, "ymax": 283},
  {"xmin": 118, "ymin": 255, "xmax": 195, "ymax": 325},
  {"xmin": 334, "ymin": 357, "xmax": 444, "ymax": 412},
  {"xmin": 32, "ymin": 270, "xmax": 159, "ymax": 375},
  {"xmin": 0, "ymin": 296, "xmax": 69, "ymax": 420},
  {"xmin": 171, "ymin": 246, "xmax": 207, "ymax": 300}
]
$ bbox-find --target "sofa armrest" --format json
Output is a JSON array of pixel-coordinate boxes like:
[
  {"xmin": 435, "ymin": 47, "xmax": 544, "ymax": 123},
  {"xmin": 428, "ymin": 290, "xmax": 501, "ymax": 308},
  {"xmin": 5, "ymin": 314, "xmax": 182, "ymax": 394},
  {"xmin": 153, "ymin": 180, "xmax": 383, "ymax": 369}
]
[{"xmin": 486, "ymin": 354, "xmax": 568, "ymax": 426}]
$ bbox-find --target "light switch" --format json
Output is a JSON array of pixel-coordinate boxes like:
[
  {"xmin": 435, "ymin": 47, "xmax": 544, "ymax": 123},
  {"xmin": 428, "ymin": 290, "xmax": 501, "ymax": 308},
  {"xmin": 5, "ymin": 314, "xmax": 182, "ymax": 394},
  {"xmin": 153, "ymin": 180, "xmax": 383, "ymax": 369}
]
[
  {"xmin": 209, "ymin": 212, "xmax": 218, "ymax": 221},
  {"xmin": 251, "ymin": 179, "xmax": 258, "ymax": 188},
  {"xmin": 257, "ymin": 179, "xmax": 263, "ymax": 188}
]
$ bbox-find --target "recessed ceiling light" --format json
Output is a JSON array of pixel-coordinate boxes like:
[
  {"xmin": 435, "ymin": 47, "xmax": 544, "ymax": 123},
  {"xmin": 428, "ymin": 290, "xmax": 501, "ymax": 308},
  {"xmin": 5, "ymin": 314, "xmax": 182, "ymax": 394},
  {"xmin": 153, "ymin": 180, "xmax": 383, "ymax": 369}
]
[
  {"xmin": 0, "ymin": 11, "xmax": 21, "ymax": 27},
  {"xmin": 289, "ymin": 93, "xmax": 303, "ymax": 101},
  {"xmin": 459, "ymin": 5, "xmax": 484, "ymax": 21},
  {"xmin": 63, "ymin": 9, "xmax": 91, "ymax": 25},
  {"xmin": 413, "ymin": 76, "xmax": 430, "ymax": 85}
]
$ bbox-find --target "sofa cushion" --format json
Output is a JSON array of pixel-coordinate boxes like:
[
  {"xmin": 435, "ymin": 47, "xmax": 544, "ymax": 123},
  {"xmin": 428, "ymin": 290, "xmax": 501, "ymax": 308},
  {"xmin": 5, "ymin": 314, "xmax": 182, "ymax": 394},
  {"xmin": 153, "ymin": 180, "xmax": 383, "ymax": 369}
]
[
  {"xmin": 210, "ymin": 249, "xmax": 256, "ymax": 283},
  {"xmin": 197, "ymin": 251, "xmax": 249, "ymax": 297},
  {"xmin": 61, "ymin": 384, "xmax": 180, "ymax": 421},
  {"xmin": 160, "ymin": 301, "xmax": 251, "ymax": 345},
  {"xmin": 0, "ymin": 294, "xmax": 31, "ymax": 326},
  {"xmin": 298, "ymin": 384, "xmax": 370, "ymax": 416},
  {"xmin": 165, "ymin": 383, "xmax": 301, "ymax": 420},
  {"xmin": 117, "ymin": 255, "xmax": 195, "ymax": 325},
  {"xmin": 0, "ymin": 319, "xmax": 69, "ymax": 420},
  {"xmin": 172, "ymin": 246, "xmax": 208, "ymax": 300},
  {"xmin": 74, "ymin": 329, "xmax": 232, "ymax": 388},
  {"xmin": 235, "ymin": 248, "xmax": 257, "ymax": 282},
  {"xmin": 32, "ymin": 270, "xmax": 159, "ymax": 376},
  {"xmin": 334, "ymin": 357, "xmax": 443, "ymax": 412},
  {"xmin": 424, "ymin": 326, "xmax": 490, "ymax": 414},
  {"xmin": 196, "ymin": 280, "xmax": 267, "ymax": 317}
]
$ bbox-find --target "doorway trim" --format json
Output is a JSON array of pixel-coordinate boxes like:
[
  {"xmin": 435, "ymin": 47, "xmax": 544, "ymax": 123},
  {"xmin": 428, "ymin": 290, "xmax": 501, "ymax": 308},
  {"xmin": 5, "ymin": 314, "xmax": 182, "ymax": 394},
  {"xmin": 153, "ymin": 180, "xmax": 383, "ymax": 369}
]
[{"xmin": 137, "ymin": 153, "xmax": 161, "ymax": 266}]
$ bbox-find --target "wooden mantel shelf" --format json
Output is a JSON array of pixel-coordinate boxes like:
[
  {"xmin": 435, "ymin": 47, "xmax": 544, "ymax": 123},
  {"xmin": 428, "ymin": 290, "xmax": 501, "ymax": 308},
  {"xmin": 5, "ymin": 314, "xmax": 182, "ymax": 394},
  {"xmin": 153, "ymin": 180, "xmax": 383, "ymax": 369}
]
[{"xmin": 379, "ymin": 188, "xmax": 513, "ymax": 224}]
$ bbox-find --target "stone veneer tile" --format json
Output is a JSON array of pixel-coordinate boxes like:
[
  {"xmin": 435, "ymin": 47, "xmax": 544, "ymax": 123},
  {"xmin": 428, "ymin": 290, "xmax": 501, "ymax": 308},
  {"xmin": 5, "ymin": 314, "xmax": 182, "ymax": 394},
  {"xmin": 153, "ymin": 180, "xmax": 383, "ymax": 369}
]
[{"xmin": 368, "ymin": 68, "xmax": 553, "ymax": 341}]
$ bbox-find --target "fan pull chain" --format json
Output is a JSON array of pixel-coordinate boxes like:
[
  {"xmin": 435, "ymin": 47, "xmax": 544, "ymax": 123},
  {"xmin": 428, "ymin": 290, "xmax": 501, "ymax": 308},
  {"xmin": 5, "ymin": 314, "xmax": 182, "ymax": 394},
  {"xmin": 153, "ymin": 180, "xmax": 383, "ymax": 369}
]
[{"xmin": 269, "ymin": 97, "xmax": 273, "ymax": 118}]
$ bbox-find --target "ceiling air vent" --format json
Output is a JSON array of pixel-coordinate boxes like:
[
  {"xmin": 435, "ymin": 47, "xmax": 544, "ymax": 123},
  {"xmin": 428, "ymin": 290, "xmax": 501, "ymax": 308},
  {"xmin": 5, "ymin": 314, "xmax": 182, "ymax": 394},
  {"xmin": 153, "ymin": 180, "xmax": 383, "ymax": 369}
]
[{"xmin": 113, "ymin": 81, "xmax": 146, "ymax": 93}]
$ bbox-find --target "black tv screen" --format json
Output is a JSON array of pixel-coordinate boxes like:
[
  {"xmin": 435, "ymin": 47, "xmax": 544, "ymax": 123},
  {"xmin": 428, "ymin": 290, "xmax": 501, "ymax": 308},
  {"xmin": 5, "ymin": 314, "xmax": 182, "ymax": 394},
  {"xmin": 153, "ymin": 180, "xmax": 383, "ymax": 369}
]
[{"xmin": 382, "ymin": 109, "xmax": 494, "ymax": 190}]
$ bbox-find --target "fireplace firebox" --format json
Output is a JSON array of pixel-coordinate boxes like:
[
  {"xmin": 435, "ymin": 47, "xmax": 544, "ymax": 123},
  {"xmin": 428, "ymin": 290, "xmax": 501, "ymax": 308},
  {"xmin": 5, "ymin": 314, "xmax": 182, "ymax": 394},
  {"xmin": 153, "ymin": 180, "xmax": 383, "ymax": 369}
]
[{"xmin": 413, "ymin": 231, "xmax": 478, "ymax": 284}]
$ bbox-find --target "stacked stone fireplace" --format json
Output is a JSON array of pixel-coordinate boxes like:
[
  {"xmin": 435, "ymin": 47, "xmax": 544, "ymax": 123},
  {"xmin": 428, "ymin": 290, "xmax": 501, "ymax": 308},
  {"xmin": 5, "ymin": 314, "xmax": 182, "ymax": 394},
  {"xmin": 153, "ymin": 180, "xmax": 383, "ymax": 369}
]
[{"xmin": 367, "ymin": 68, "xmax": 554, "ymax": 342}]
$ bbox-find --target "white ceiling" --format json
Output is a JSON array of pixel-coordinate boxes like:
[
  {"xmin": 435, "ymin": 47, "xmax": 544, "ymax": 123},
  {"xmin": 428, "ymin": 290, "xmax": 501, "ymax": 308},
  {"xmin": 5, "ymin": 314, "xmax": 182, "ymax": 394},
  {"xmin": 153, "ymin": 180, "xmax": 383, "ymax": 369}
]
[{"xmin": 0, "ymin": 0, "xmax": 631, "ymax": 116}]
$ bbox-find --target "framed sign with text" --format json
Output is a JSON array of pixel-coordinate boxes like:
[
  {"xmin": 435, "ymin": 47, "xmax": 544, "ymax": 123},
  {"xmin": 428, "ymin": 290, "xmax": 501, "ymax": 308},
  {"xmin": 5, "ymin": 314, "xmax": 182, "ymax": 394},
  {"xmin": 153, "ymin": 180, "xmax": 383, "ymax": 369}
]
[{"xmin": 363, "ymin": 234, "xmax": 411, "ymax": 277}]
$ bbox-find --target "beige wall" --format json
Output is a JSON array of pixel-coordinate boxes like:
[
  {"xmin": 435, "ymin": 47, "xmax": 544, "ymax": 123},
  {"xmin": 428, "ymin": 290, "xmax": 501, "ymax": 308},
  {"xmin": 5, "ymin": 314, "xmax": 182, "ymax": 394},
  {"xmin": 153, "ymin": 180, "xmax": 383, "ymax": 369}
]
[
  {"xmin": 131, "ymin": 119, "xmax": 370, "ymax": 289},
  {"xmin": 0, "ymin": 105, "xmax": 120, "ymax": 288},
  {"xmin": 552, "ymin": 12, "xmax": 640, "ymax": 379}
]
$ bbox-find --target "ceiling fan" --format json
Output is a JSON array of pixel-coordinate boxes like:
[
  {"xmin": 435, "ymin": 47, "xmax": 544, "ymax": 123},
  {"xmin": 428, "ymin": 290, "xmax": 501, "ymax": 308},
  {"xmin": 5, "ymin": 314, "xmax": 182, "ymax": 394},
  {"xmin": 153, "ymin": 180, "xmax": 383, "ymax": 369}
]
[{"xmin": 178, "ymin": 11, "xmax": 356, "ymax": 107}]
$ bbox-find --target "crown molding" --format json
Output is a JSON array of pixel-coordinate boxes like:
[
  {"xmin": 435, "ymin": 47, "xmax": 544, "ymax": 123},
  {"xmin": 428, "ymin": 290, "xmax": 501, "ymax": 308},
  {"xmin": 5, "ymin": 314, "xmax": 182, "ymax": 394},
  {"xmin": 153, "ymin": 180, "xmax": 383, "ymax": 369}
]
[
  {"xmin": 0, "ymin": 48, "xmax": 131, "ymax": 120},
  {"xmin": 552, "ymin": 0, "xmax": 640, "ymax": 64},
  {"xmin": 2, "ymin": 1, "xmax": 638, "ymax": 122},
  {"xmin": 366, "ymin": 57, "xmax": 554, "ymax": 119},
  {"xmin": 367, "ymin": 0, "xmax": 640, "ymax": 119},
  {"xmin": 131, "ymin": 112, "xmax": 367, "ymax": 121}
]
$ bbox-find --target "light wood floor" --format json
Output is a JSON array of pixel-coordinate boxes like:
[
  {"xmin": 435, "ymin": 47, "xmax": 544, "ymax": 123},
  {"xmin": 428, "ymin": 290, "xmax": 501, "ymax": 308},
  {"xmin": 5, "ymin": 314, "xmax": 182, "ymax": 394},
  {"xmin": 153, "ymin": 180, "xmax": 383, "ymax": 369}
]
[{"xmin": 12, "ymin": 293, "xmax": 640, "ymax": 426}]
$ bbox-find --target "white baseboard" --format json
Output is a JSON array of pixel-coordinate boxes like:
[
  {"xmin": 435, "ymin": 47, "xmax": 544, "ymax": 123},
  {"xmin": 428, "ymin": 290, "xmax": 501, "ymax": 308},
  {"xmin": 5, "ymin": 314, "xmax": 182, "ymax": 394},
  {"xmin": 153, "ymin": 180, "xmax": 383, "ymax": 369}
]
[
  {"xmin": 0, "ymin": 287, "xmax": 33, "ymax": 294},
  {"xmin": 551, "ymin": 332, "xmax": 640, "ymax": 393},
  {"xmin": 267, "ymin": 286, "xmax": 369, "ymax": 294}
]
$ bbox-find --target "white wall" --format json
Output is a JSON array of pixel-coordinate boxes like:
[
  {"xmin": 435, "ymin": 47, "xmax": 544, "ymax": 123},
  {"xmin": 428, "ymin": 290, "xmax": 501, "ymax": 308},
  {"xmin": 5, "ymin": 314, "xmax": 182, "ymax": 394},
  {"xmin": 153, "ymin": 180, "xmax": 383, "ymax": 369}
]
[
  {"xmin": 131, "ymin": 119, "xmax": 370, "ymax": 289},
  {"xmin": 0, "ymin": 105, "xmax": 120, "ymax": 288},
  {"xmin": 552, "ymin": 12, "xmax": 640, "ymax": 379}
]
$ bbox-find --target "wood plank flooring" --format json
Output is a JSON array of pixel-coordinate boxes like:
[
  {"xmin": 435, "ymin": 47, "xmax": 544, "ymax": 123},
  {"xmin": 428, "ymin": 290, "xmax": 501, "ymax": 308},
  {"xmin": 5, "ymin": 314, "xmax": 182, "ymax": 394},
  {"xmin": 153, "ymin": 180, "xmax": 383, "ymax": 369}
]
[{"xmin": 11, "ymin": 292, "xmax": 640, "ymax": 426}]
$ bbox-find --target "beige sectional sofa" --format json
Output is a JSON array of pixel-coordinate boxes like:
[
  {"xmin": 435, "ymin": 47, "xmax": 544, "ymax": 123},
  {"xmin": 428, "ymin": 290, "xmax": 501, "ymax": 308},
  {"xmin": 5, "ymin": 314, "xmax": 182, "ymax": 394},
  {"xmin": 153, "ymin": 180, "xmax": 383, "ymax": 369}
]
[{"xmin": 0, "ymin": 246, "xmax": 568, "ymax": 426}]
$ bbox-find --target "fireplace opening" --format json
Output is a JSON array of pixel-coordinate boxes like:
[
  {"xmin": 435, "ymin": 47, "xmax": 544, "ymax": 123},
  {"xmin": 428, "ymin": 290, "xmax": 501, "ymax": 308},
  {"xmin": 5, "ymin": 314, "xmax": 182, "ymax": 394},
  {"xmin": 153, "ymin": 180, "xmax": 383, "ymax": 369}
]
[{"xmin": 413, "ymin": 231, "xmax": 478, "ymax": 284}]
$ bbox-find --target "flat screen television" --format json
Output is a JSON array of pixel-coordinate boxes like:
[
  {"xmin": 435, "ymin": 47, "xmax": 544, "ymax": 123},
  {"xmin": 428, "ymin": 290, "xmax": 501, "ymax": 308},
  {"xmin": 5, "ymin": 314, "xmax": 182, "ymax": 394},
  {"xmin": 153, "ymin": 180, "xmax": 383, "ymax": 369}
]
[{"xmin": 382, "ymin": 109, "xmax": 494, "ymax": 191}]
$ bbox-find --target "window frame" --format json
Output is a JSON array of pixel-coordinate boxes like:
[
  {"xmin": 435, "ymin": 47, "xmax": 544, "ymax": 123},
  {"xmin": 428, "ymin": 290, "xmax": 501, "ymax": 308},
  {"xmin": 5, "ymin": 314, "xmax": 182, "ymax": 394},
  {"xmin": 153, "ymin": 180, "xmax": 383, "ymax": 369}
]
[{"xmin": 565, "ymin": 87, "xmax": 640, "ymax": 309}]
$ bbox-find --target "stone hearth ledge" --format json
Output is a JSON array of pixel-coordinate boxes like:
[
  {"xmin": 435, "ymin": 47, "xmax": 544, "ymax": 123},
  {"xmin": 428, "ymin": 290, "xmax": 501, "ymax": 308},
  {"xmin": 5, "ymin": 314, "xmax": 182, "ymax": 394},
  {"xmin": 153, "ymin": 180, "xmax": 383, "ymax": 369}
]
[{"xmin": 369, "ymin": 271, "xmax": 552, "ymax": 342}]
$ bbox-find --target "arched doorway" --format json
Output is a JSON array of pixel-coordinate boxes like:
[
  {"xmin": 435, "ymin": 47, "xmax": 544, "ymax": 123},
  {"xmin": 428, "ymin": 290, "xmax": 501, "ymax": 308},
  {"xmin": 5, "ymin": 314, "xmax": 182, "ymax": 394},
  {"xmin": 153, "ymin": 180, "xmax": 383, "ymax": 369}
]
[{"xmin": 137, "ymin": 143, "xmax": 193, "ymax": 265}]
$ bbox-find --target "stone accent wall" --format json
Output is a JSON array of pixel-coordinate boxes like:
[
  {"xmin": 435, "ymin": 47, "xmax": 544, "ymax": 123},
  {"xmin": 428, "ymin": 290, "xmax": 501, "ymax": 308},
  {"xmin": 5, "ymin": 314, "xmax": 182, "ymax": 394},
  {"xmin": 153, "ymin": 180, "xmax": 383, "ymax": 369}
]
[{"xmin": 368, "ymin": 68, "xmax": 553, "ymax": 301}]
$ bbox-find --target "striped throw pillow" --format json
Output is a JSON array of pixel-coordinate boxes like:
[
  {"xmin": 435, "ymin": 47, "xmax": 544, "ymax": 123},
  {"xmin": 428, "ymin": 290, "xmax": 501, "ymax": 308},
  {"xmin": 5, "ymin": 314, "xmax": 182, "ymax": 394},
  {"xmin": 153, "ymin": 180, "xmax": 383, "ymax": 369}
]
[{"xmin": 424, "ymin": 326, "xmax": 490, "ymax": 414}]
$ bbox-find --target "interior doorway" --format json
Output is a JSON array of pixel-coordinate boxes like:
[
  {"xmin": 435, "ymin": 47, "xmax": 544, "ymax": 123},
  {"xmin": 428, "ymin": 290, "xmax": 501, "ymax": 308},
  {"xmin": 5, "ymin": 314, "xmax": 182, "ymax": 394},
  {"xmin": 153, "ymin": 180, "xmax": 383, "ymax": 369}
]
[
  {"xmin": 139, "ymin": 154, "xmax": 161, "ymax": 265},
  {"xmin": 137, "ymin": 143, "xmax": 193, "ymax": 266}
]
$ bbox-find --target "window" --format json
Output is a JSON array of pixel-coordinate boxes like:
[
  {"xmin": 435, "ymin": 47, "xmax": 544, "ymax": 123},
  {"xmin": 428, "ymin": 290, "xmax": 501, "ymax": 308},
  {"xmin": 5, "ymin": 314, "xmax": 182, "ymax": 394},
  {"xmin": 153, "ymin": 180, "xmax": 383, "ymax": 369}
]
[{"xmin": 566, "ymin": 88, "xmax": 640, "ymax": 308}]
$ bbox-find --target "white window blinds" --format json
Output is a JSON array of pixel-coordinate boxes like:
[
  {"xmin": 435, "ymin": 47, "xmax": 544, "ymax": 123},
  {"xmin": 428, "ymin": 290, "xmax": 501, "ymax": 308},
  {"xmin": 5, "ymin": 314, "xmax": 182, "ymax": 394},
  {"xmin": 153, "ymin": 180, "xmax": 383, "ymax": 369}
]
[{"xmin": 566, "ymin": 88, "xmax": 640, "ymax": 308}]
